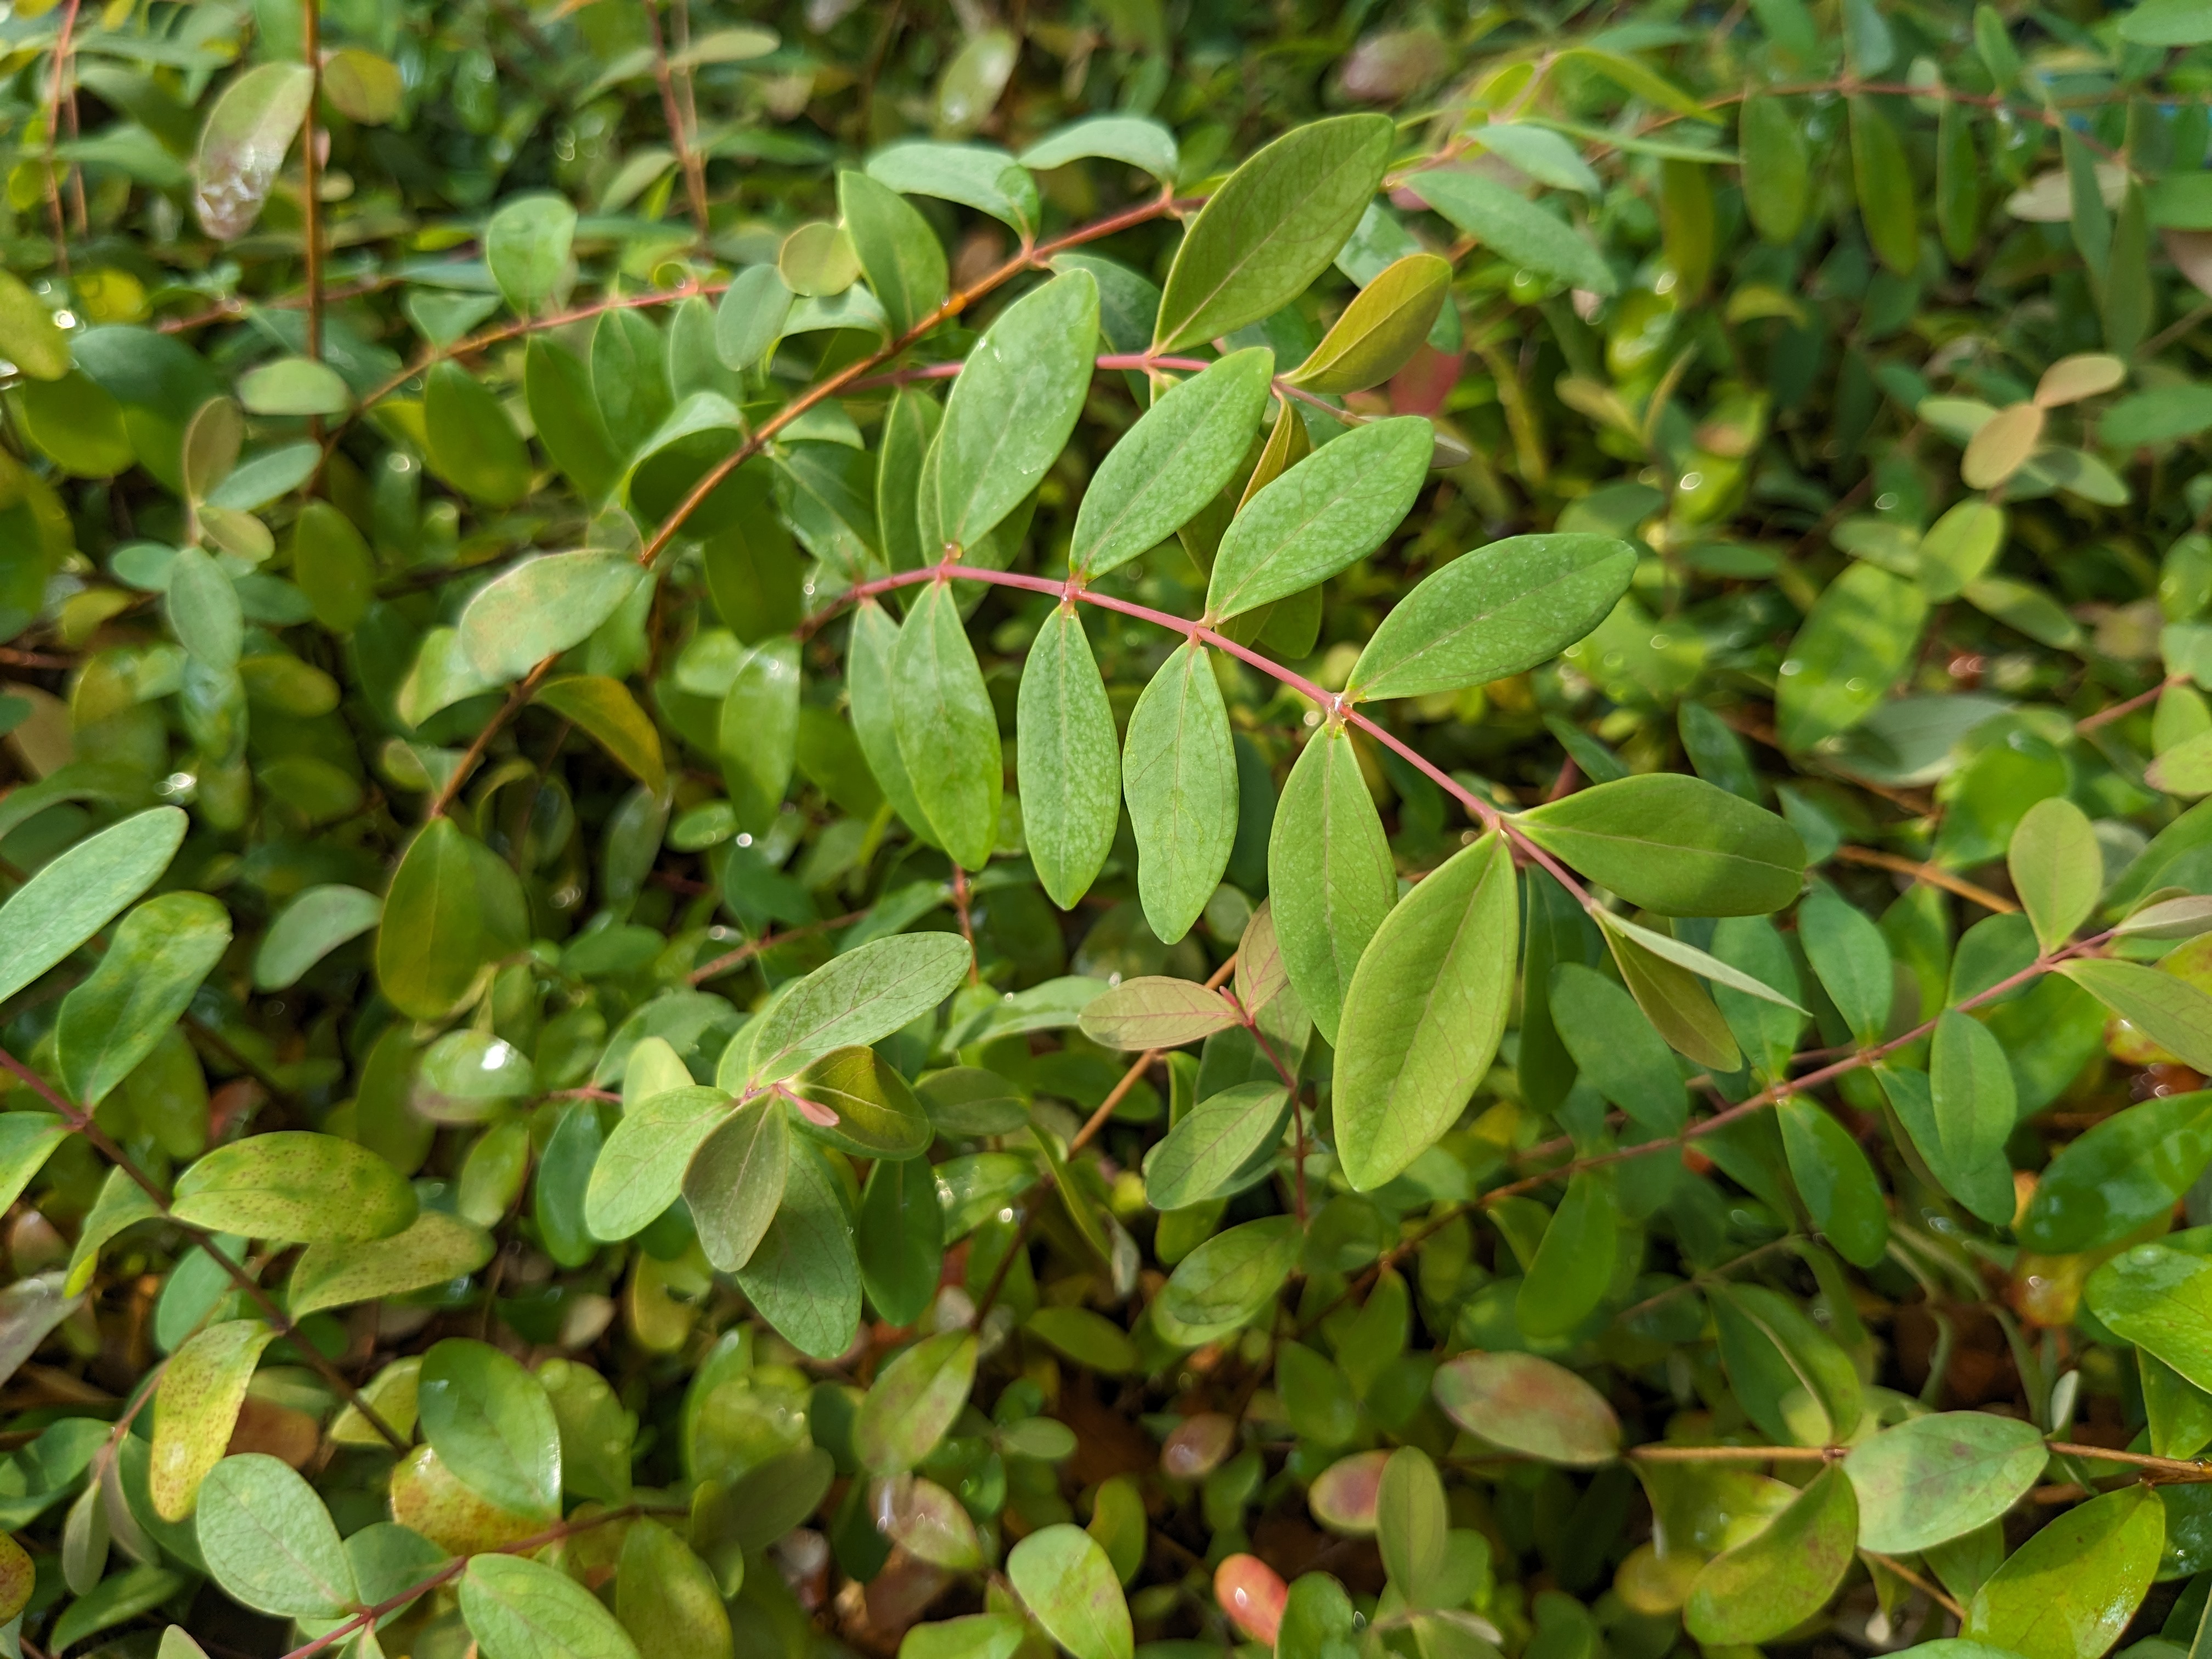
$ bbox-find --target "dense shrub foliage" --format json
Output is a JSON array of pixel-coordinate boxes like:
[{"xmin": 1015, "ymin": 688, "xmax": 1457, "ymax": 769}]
[{"xmin": 15, "ymin": 0, "xmax": 2212, "ymax": 1657}]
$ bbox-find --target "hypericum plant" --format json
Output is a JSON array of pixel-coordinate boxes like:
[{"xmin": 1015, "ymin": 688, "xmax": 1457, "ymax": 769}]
[{"xmin": 16, "ymin": 0, "xmax": 2212, "ymax": 1656}]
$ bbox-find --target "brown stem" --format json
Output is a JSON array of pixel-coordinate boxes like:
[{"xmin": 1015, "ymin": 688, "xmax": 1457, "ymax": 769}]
[
  {"xmin": 42, "ymin": 0, "xmax": 81, "ymax": 275},
  {"xmin": 279, "ymin": 1503, "xmax": 680, "ymax": 1659},
  {"xmin": 976, "ymin": 955, "xmax": 1240, "ymax": 1329},
  {"xmin": 2044, "ymin": 1440, "xmax": 2212, "ymax": 1478},
  {"xmin": 0, "ymin": 1046, "xmax": 406, "ymax": 1451},
  {"xmin": 1836, "ymin": 845, "xmax": 2018, "ymax": 915},
  {"xmin": 1224, "ymin": 986, "xmax": 1305, "ymax": 1227},
  {"xmin": 328, "ymin": 279, "xmax": 715, "ymax": 449},
  {"xmin": 427, "ymin": 655, "xmax": 556, "ymax": 820},
  {"xmin": 635, "ymin": 190, "xmax": 1192, "ymax": 566},
  {"xmin": 686, "ymin": 909, "xmax": 872, "ymax": 985},
  {"xmin": 950, "ymin": 864, "xmax": 980, "ymax": 983},
  {"xmin": 1492, "ymin": 931, "xmax": 2111, "ymax": 1200},
  {"xmin": 639, "ymin": 0, "xmax": 709, "ymax": 236},
  {"xmin": 300, "ymin": 0, "xmax": 324, "ymax": 371},
  {"xmin": 1863, "ymin": 1550, "xmax": 1965, "ymax": 1618},
  {"xmin": 2076, "ymin": 673, "xmax": 2182, "ymax": 733},
  {"xmin": 1624, "ymin": 1442, "xmax": 1836, "ymax": 1462}
]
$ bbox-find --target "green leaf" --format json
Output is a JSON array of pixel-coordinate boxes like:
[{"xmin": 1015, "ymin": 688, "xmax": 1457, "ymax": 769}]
[
  {"xmin": 1965, "ymin": 1485, "xmax": 2163, "ymax": 1659},
  {"xmin": 2121, "ymin": 0, "xmax": 2212, "ymax": 43},
  {"xmin": 853, "ymin": 1155, "xmax": 941, "ymax": 1331},
  {"xmin": 1880, "ymin": 1064, "xmax": 2016, "ymax": 1227},
  {"xmin": 537, "ymin": 675, "xmax": 666, "ymax": 795},
  {"xmin": 1019, "ymin": 115, "xmax": 1178, "ymax": 179},
  {"xmin": 866, "ymin": 141, "xmax": 1039, "ymax": 235},
  {"xmin": 419, "ymin": 1337, "xmax": 563, "ymax": 1519},
  {"xmin": 1288, "ymin": 255, "xmax": 1451, "ymax": 393},
  {"xmin": 1776, "ymin": 562, "xmax": 1928, "ymax": 752},
  {"xmin": 1741, "ymin": 95, "xmax": 1810, "ymax": 243},
  {"xmin": 1936, "ymin": 97, "xmax": 1982, "ymax": 264},
  {"xmin": 487, "ymin": 193, "xmax": 577, "ymax": 316},
  {"xmin": 1123, "ymin": 641, "xmax": 1239, "ymax": 944},
  {"xmin": 617, "ymin": 1519, "xmax": 732, "ymax": 1659},
  {"xmin": 1515, "ymin": 1169, "xmax": 1618, "ymax": 1337},
  {"xmin": 193, "ymin": 63, "xmax": 313, "ymax": 239},
  {"xmin": 1920, "ymin": 499, "xmax": 2006, "ymax": 601},
  {"xmin": 712, "ymin": 266, "xmax": 791, "ymax": 374},
  {"xmin": 193, "ymin": 1454, "xmax": 356, "ymax": 1618},
  {"xmin": 1334, "ymin": 830, "xmax": 1516, "ymax": 1191},
  {"xmin": 290, "ymin": 500, "xmax": 375, "ymax": 633},
  {"xmin": 684, "ymin": 1098, "xmax": 788, "ymax": 1273},
  {"xmin": 1716, "ymin": 1280, "xmax": 1863, "ymax": 1444},
  {"xmin": 1008, "ymin": 1524, "xmax": 1133, "ymax": 1659},
  {"xmin": 1549, "ymin": 963, "xmax": 1685, "ymax": 1134},
  {"xmin": 929, "ymin": 269, "xmax": 1097, "ymax": 552},
  {"xmin": 585, "ymin": 1085, "xmax": 727, "ymax": 1242},
  {"xmin": 238, "ymin": 357, "xmax": 351, "ymax": 417},
  {"xmin": 0, "ymin": 270, "xmax": 70, "ymax": 382},
  {"xmin": 2019, "ymin": 1091, "xmax": 2212, "ymax": 1253},
  {"xmin": 1798, "ymin": 882, "xmax": 1893, "ymax": 1042},
  {"xmin": 50, "ymin": 1566, "xmax": 189, "ymax": 1656},
  {"xmin": 424, "ymin": 360, "xmax": 532, "ymax": 507},
  {"xmin": 1410, "ymin": 170, "xmax": 1617, "ymax": 296},
  {"xmin": 1375, "ymin": 1447, "xmax": 1448, "ymax": 1604},
  {"xmin": 1602, "ymin": 914, "xmax": 1740, "ymax": 1071},
  {"xmin": 173, "ymin": 1131, "xmax": 417, "ymax": 1242},
  {"xmin": 462, "ymin": 1553, "xmax": 642, "ymax": 1659},
  {"xmin": 1025, "ymin": 1307, "xmax": 1141, "ymax": 1375},
  {"xmin": 1154, "ymin": 114, "xmax": 1394, "ymax": 351},
  {"xmin": 165, "ymin": 547, "xmax": 242, "ymax": 670},
  {"xmin": 2059, "ymin": 958, "xmax": 2212, "ymax": 1072},
  {"xmin": 839, "ymin": 171, "xmax": 947, "ymax": 338},
  {"xmin": 733, "ymin": 1138, "xmax": 862, "ymax": 1359},
  {"xmin": 1517, "ymin": 775, "xmax": 1805, "ymax": 917},
  {"xmin": 856, "ymin": 1330, "xmax": 978, "ymax": 1475},
  {"xmin": 1849, "ymin": 97, "xmax": 1920, "ymax": 276},
  {"xmin": 1070, "ymin": 349, "xmax": 1274, "ymax": 579},
  {"xmin": 0, "ymin": 1114, "xmax": 68, "ymax": 1217},
  {"xmin": 65, "ymin": 1167, "xmax": 161, "ymax": 1296},
  {"xmin": 892, "ymin": 580, "xmax": 1003, "ymax": 871},
  {"xmin": 1205, "ymin": 416, "xmax": 1431, "ymax": 620},
  {"xmin": 718, "ymin": 637, "xmax": 800, "ymax": 831},
  {"xmin": 850, "ymin": 599, "xmax": 936, "ymax": 843},
  {"xmin": 0, "ymin": 807, "xmax": 186, "ymax": 1006},
  {"xmin": 1077, "ymin": 975, "xmax": 1239, "ymax": 1050},
  {"xmin": 1347, "ymin": 533, "xmax": 1635, "ymax": 701},
  {"xmin": 743, "ymin": 932, "xmax": 972, "ymax": 1085},
  {"xmin": 1931, "ymin": 1008, "xmax": 2018, "ymax": 1180},
  {"xmin": 1778, "ymin": 1097, "xmax": 1888, "ymax": 1267},
  {"xmin": 1268, "ymin": 725, "xmax": 1395, "ymax": 1046},
  {"xmin": 1843, "ymin": 1412, "xmax": 2048, "ymax": 1553},
  {"xmin": 287, "ymin": 1210, "xmax": 497, "ymax": 1317},
  {"xmin": 150, "ymin": 1321, "xmax": 278, "ymax": 1520},
  {"xmin": 459, "ymin": 550, "xmax": 641, "ymax": 684},
  {"xmin": 2089, "ymin": 1242, "xmax": 2212, "ymax": 1389},
  {"xmin": 1431, "ymin": 1351, "xmax": 1620, "ymax": 1465},
  {"xmin": 1158, "ymin": 1215, "xmax": 1302, "ymax": 1338},
  {"xmin": 790, "ymin": 1046, "xmax": 933, "ymax": 1159},
  {"xmin": 1684, "ymin": 1466, "xmax": 1856, "ymax": 1645},
  {"xmin": 54, "ymin": 891, "xmax": 229, "ymax": 1107},
  {"xmin": 1276, "ymin": 1574, "xmax": 1357, "ymax": 1659},
  {"xmin": 1143, "ymin": 1082, "xmax": 1290, "ymax": 1209},
  {"xmin": 1019, "ymin": 607, "xmax": 1122, "ymax": 909},
  {"xmin": 376, "ymin": 819, "xmax": 518, "ymax": 1022}
]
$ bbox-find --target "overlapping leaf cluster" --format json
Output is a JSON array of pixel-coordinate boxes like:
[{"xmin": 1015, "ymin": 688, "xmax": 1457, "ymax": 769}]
[{"xmin": 10, "ymin": 1, "xmax": 2212, "ymax": 1657}]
